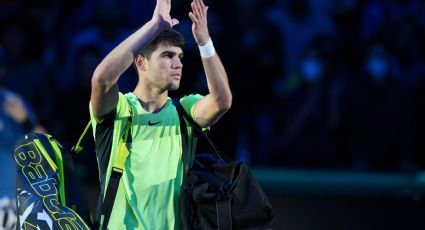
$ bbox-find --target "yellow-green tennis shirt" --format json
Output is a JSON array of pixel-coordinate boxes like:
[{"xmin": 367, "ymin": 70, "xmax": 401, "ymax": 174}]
[{"xmin": 90, "ymin": 92, "xmax": 203, "ymax": 229}]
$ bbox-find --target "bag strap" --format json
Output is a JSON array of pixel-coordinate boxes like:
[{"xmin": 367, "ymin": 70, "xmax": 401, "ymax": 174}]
[
  {"xmin": 173, "ymin": 99, "xmax": 190, "ymax": 174},
  {"xmin": 100, "ymin": 114, "xmax": 131, "ymax": 230},
  {"xmin": 174, "ymin": 99, "xmax": 233, "ymax": 229},
  {"xmin": 173, "ymin": 99, "xmax": 229, "ymax": 167},
  {"xmin": 72, "ymin": 107, "xmax": 132, "ymax": 230},
  {"xmin": 216, "ymin": 199, "xmax": 232, "ymax": 230},
  {"xmin": 34, "ymin": 134, "xmax": 67, "ymax": 206}
]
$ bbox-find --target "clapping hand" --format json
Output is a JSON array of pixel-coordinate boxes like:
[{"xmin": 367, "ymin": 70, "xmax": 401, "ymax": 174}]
[
  {"xmin": 188, "ymin": 0, "xmax": 210, "ymax": 46},
  {"xmin": 152, "ymin": 0, "xmax": 179, "ymax": 29}
]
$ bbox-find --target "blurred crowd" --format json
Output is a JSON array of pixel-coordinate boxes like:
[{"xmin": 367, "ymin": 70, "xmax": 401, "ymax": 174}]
[{"xmin": 0, "ymin": 0, "xmax": 425, "ymax": 190}]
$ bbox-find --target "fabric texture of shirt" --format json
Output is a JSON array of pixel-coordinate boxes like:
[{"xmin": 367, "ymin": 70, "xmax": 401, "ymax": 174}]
[{"xmin": 90, "ymin": 92, "xmax": 202, "ymax": 229}]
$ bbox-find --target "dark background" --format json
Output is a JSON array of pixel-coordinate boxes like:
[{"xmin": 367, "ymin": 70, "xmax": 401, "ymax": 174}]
[{"xmin": 1, "ymin": 0, "xmax": 425, "ymax": 229}]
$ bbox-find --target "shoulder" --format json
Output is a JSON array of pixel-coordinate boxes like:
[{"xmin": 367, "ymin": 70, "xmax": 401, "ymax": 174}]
[
  {"xmin": 90, "ymin": 91, "xmax": 133, "ymax": 126},
  {"xmin": 115, "ymin": 92, "xmax": 137, "ymax": 116},
  {"xmin": 178, "ymin": 94, "xmax": 204, "ymax": 118},
  {"xmin": 122, "ymin": 92, "xmax": 138, "ymax": 107},
  {"xmin": 179, "ymin": 94, "xmax": 204, "ymax": 108}
]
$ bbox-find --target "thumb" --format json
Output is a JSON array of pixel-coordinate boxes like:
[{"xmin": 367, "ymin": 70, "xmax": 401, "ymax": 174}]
[{"xmin": 171, "ymin": 18, "xmax": 179, "ymax": 27}]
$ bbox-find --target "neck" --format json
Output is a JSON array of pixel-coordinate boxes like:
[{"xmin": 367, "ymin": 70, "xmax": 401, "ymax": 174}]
[{"xmin": 134, "ymin": 81, "xmax": 168, "ymax": 113}]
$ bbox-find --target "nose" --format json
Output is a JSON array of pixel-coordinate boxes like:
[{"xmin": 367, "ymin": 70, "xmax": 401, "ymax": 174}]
[{"xmin": 172, "ymin": 57, "xmax": 183, "ymax": 69}]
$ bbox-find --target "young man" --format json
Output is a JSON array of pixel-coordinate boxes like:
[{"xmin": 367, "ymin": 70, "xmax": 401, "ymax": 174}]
[{"xmin": 90, "ymin": 0, "xmax": 232, "ymax": 229}]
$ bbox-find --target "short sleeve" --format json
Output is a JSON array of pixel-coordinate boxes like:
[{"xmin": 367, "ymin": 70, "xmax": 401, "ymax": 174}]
[
  {"xmin": 89, "ymin": 92, "xmax": 129, "ymax": 138},
  {"xmin": 179, "ymin": 94, "xmax": 203, "ymax": 120}
]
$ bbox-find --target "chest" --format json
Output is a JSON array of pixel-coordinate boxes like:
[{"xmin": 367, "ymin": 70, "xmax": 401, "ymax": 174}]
[{"xmin": 128, "ymin": 108, "xmax": 182, "ymax": 163}]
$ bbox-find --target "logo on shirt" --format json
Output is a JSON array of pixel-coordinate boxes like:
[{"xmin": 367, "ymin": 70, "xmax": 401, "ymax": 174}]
[{"xmin": 148, "ymin": 121, "xmax": 161, "ymax": 126}]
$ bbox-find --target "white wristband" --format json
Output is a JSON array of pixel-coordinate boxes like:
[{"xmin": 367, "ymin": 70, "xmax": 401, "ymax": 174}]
[{"xmin": 199, "ymin": 38, "xmax": 215, "ymax": 58}]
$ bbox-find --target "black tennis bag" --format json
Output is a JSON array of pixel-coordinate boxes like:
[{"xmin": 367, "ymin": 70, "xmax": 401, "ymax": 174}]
[
  {"xmin": 175, "ymin": 102, "xmax": 275, "ymax": 230},
  {"xmin": 13, "ymin": 133, "xmax": 92, "ymax": 229}
]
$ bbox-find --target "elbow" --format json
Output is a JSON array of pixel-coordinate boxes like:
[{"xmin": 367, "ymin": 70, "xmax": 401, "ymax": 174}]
[
  {"xmin": 92, "ymin": 67, "xmax": 105, "ymax": 87},
  {"xmin": 218, "ymin": 92, "xmax": 232, "ymax": 112},
  {"xmin": 92, "ymin": 66, "xmax": 114, "ymax": 90},
  {"xmin": 224, "ymin": 93, "xmax": 232, "ymax": 111}
]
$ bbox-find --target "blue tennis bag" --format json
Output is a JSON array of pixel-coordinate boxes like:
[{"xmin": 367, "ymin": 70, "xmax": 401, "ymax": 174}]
[{"xmin": 13, "ymin": 133, "xmax": 92, "ymax": 229}]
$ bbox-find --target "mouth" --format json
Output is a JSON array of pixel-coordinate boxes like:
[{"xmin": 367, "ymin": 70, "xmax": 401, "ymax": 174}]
[{"xmin": 170, "ymin": 73, "xmax": 182, "ymax": 79}]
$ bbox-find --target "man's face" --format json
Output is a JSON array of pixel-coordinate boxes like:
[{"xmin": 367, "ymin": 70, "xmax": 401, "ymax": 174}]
[{"xmin": 142, "ymin": 43, "xmax": 183, "ymax": 91}]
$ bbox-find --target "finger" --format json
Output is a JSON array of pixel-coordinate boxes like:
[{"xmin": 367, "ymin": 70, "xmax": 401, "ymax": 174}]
[
  {"xmin": 188, "ymin": 12, "xmax": 197, "ymax": 23},
  {"xmin": 200, "ymin": 0, "xmax": 206, "ymax": 9},
  {"xmin": 191, "ymin": 1, "xmax": 202, "ymax": 19},
  {"xmin": 204, "ymin": 6, "xmax": 208, "ymax": 16},
  {"xmin": 191, "ymin": 2, "xmax": 199, "ymax": 18},
  {"xmin": 197, "ymin": 0, "xmax": 206, "ymax": 18},
  {"xmin": 199, "ymin": 0, "xmax": 209, "ymax": 19}
]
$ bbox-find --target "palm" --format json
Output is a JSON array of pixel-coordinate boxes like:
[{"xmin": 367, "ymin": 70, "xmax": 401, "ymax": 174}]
[
  {"xmin": 153, "ymin": 0, "xmax": 179, "ymax": 29},
  {"xmin": 192, "ymin": 23, "xmax": 208, "ymax": 44},
  {"xmin": 188, "ymin": 0, "xmax": 209, "ymax": 45}
]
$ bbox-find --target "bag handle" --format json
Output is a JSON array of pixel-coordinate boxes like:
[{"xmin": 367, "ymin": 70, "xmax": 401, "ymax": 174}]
[{"xmin": 71, "ymin": 121, "xmax": 92, "ymax": 154}]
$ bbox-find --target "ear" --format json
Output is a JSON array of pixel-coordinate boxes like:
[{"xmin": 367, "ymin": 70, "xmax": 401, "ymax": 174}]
[{"xmin": 135, "ymin": 55, "xmax": 147, "ymax": 71}]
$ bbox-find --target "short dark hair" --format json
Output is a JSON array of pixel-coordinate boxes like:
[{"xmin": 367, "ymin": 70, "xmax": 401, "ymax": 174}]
[{"xmin": 140, "ymin": 29, "xmax": 185, "ymax": 59}]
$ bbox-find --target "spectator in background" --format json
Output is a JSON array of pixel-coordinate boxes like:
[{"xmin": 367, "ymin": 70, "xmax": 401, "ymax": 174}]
[
  {"xmin": 270, "ymin": 36, "xmax": 344, "ymax": 168},
  {"xmin": 342, "ymin": 42, "xmax": 410, "ymax": 171},
  {"xmin": 224, "ymin": 0, "xmax": 282, "ymax": 164},
  {"xmin": 411, "ymin": 69, "xmax": 425, "ymax": 170},
  {"xmin": 0, "ymin": 45, "xmax": 46, "ymax": 228},
  {"xmin": 57, "ymin": 45, "xmax": 101, "ymax": 146},
  {"xmin": 55, "ymin": 45, "xmax": 101, "ymax": 184},
  {"xmin": 0, "ymin": 0, "xmax": 423, "ymax": 173},
  {"xmin": 0, "ymin": 16, "xmax": 54, "ymax": 128},
  {"xmin": 264, "ymin": 0, "xmax": 337, "ymax": 76},
  {"xmin": 359, "ymin": 0, "xmax": 425, "ymax": 87},
  {"xmin": 60, "ymin": 0, "xmax": 133, "ymax": 92}
]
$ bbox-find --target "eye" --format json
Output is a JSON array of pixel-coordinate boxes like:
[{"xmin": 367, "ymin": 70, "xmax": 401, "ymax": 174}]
[{"xmin": 165, "ymin": 53, "xmax": 173, "ymax": 58}]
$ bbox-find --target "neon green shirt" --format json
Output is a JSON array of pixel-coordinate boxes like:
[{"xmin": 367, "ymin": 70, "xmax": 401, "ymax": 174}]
[{"xmin": 90, "ymin": 92, "xmax": 202, "ymax": 229}]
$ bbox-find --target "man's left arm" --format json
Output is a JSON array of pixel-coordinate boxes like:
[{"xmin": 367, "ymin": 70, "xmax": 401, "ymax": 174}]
[{"xmin": 188, "ymin": 0, "xmax": 232, "ymax": 128}]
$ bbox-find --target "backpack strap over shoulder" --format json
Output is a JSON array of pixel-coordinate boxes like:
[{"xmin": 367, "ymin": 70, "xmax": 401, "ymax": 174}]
[
  {"xmin": 99, "ymin": 108, "xmax": 132, "ymax": 230},
  {"xmin": 172, "ymin": 98, "xmax": 191, "ymax": 175},
  {"xmin": 72, "ymin": 105, "xmax": 132, "ymax": 230}
]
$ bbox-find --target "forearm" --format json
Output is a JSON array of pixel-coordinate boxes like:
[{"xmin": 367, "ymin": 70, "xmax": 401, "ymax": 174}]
[
  {"xmin": 201, "ymin": 53, "xmax": 232, "ymax": 110},
  {"xmin": 92, "ymin": 20, "xmax": 162, "ymax": 88},
  {"xmin": 189, "ymin": 0, "xmax": 231, "ymax": 127},
  {"xmin": 91, "ymin": 20, "xmax": 163, "ymax": 117},
  {"xmin": 91, "ymin": 0, "xmax": 179, "ymax": 117}
]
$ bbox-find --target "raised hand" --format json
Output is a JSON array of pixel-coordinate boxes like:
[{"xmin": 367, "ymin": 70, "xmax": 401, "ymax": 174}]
[
  {"xmin": 188, "ymin": 0, "xmax": 210, "ymax": 45},
  {"xmin": 152, "ymin": 0, "xmax": 179, "ymax": 29}
]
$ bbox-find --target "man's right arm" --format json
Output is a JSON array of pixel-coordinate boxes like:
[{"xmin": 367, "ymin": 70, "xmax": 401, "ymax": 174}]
[{"xmin": 91, "ymin": 0, "xmax": 179, "ymax": 119}]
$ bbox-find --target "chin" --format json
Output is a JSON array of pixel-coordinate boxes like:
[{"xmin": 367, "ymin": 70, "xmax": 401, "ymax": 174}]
[{"xmin": 167, "ymin": 83, "xmax": 180, "ymax": 91}]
